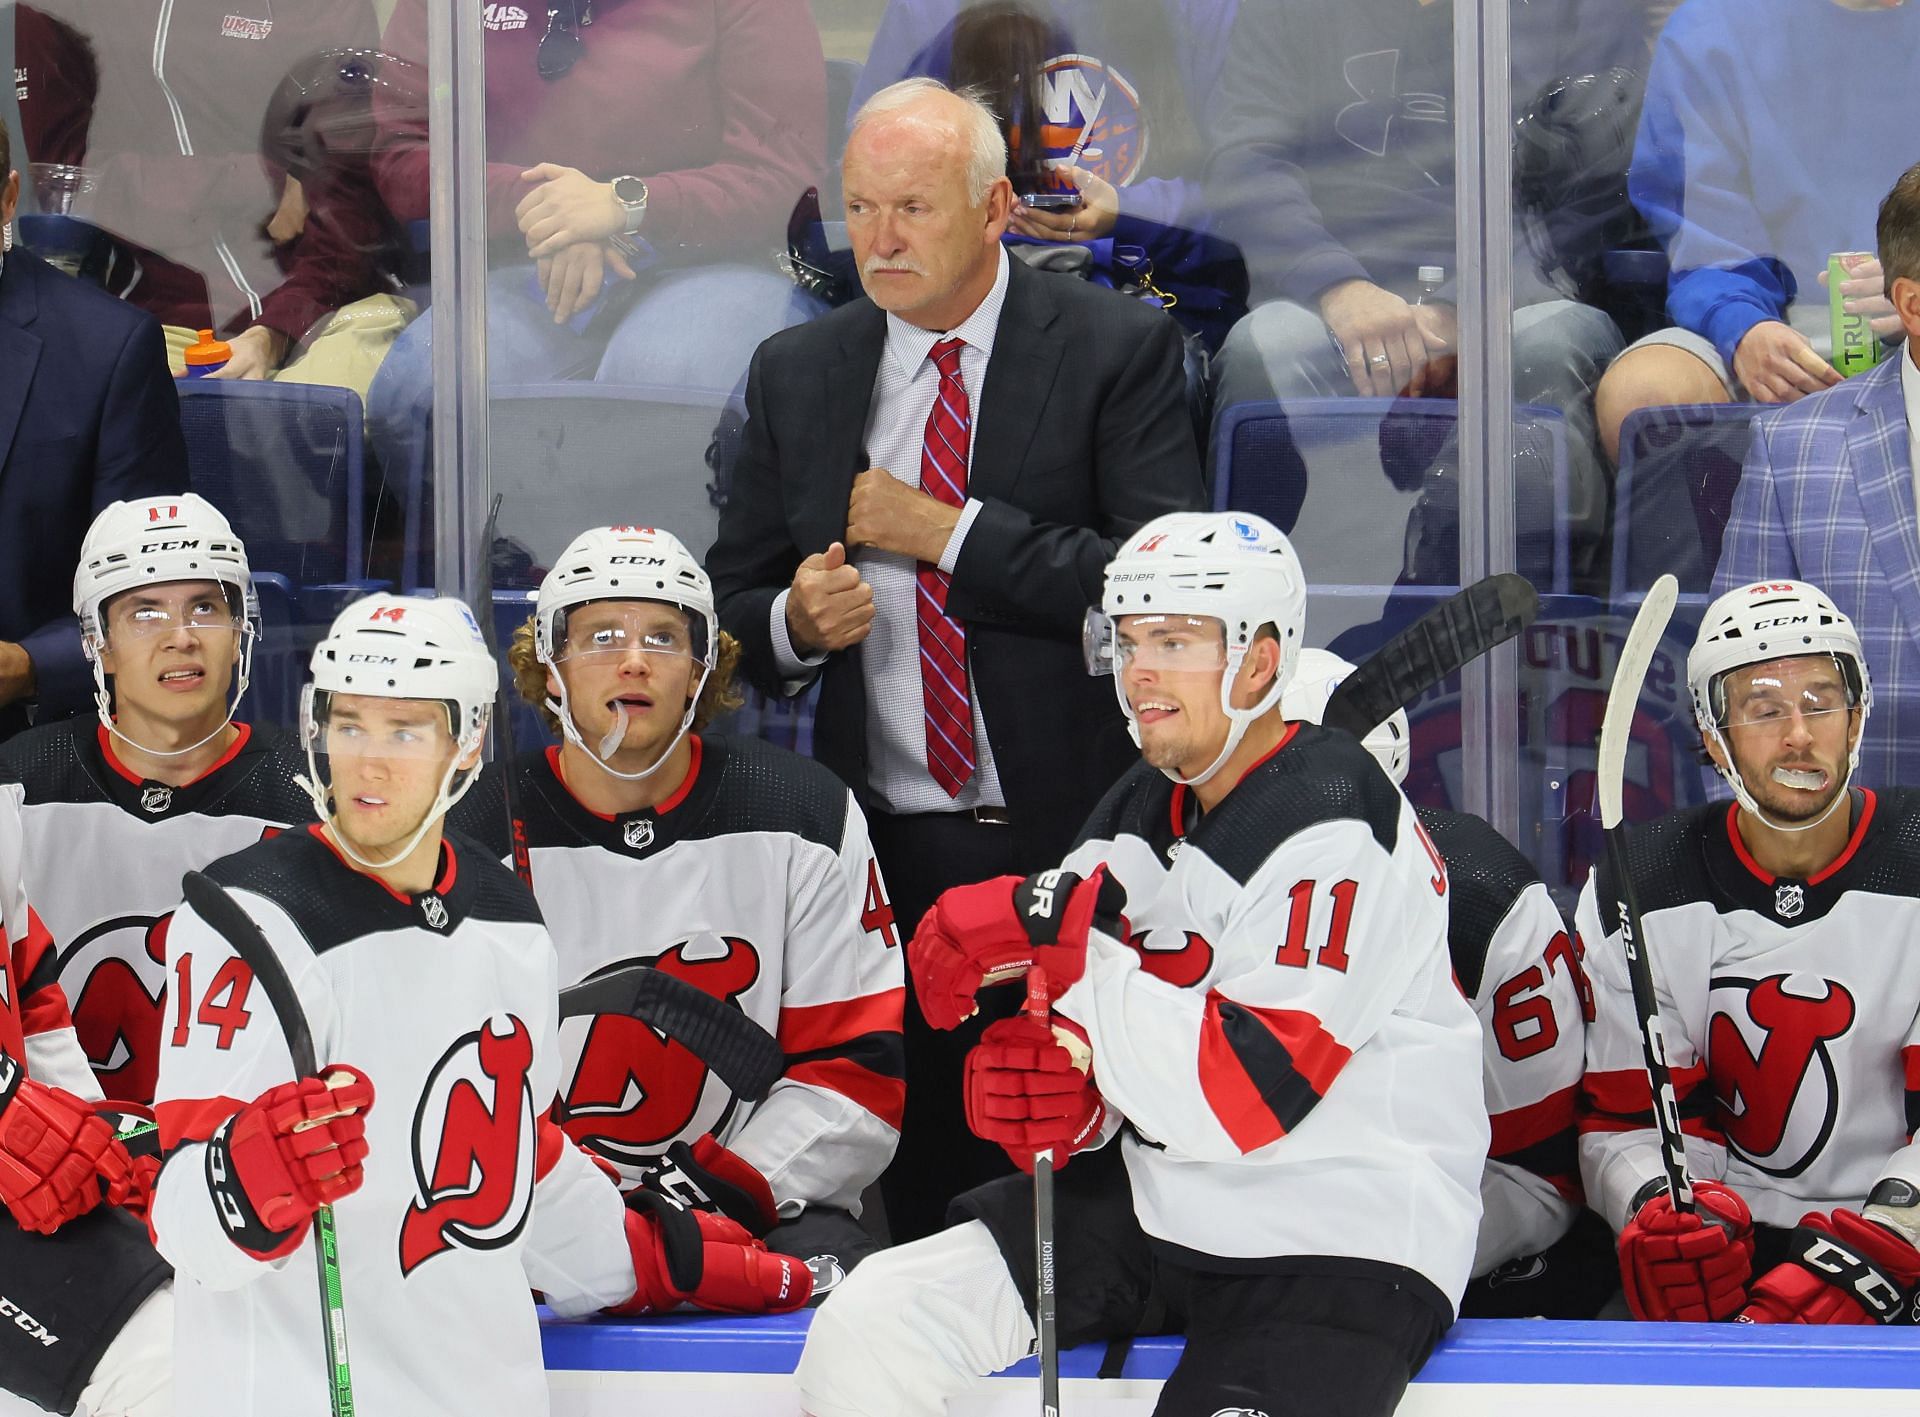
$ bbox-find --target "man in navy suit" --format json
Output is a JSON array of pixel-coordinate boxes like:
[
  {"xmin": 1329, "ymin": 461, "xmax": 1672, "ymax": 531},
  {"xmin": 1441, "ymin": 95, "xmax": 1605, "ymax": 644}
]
[
  {"xmin": 1715, "ymin": 162, "xmax": 1920, "ymax": 787},
  {"xmin": 0, "ymin": 124, "xmax": 187, "ymax": 740}
]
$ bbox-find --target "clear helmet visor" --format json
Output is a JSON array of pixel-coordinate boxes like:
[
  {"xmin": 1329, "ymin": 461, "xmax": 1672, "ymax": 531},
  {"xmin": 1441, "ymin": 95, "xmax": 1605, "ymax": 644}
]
[
  {"xmin": 1083, "ymin": 610, "xmax": 1230, "ymax": 677},
  {"xmin": 551, "ymin": 601, "xmax": 709, "ymax": 668},
  {"xmin": 1712, "ymin": 653, "xmax": 1861, "ymax": 733},
  {"xmin": 298, "ymin": 685, "xmax": 482, "ymax": 870}
]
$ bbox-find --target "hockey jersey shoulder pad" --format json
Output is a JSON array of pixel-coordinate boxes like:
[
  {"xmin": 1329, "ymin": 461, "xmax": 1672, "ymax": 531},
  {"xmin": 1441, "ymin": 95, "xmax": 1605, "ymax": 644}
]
[
  {"xmin": 442, "ymin": 829, "xmax": 545, "ymax": 925},
  {"xmin": 1592, "ymin": 802, "xmax": 1719, "ymax": 918},
  {"xmin": 1069, "ymin": 759, "xmax": 1174, "ymax": 855},
  {"xmin": 1193, "ymin": 725, "xmax": 1401, "ymax": 886},
  {"xmin": 444, "ymin": 757, "xmax": 515, "ymax": 858},
  {"xmin": 1842, "ymin": 787, "xmax": 1920, "ymax": 899},
  {"xmin": 0, "ymin": 718, "xmax": 100, "ymax": 802},
  {"xmin": 1417, "ymin": 806, "xmax": 1547, "ymax": 998},
  {"xmin": 694, "ymin": 735, "xmax": 848, "ymax": 850}
]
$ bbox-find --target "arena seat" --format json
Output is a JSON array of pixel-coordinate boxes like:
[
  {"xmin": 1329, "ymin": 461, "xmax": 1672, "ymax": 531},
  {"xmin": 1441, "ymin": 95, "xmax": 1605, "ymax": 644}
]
[
  {"xmin": 405, "ymin": 383, "xmax": 745, "ymax": 592},
  {"xmin": 178, "ymin": 379, "xmax": 385, "ymax": 729},
  {"xmin": 1611, "ymin": 401, "xmax": 1766, "ymax": 595},
  {"xmin": 1210, "ymin": 398, "xmax": 1572, "ymax": 594}
]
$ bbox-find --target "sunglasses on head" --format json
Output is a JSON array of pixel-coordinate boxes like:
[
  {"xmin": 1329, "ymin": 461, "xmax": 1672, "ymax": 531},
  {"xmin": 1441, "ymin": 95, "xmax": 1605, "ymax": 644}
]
[{"xmin": 537, "ymin": 0, "xmax": 594, "ymax": 80}]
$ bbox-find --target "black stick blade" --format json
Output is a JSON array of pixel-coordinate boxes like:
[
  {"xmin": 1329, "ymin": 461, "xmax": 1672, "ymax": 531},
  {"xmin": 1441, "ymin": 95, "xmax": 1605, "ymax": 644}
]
[
  {"xmin": 182, "ymin": 870, "xmax": 317, "ymax": 1079},
  {"xmin": 1322, "ymin": 573, "xmax": 1541, "ymax": 738},
  {"xmin": 560, "ymin": 964, "xmax": 785, "ymax": 1102}
]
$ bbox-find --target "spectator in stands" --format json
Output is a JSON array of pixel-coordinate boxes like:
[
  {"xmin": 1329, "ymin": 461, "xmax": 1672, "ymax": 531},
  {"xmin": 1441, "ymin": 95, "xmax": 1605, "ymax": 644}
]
[
  {"xmin": 705, "ymin": 79, "xmax": 1204, "ymax": 1242},
  {"xmin": 1203, "ymin": 0, "xmax": 1653, "ymax": 561},
  {"xmin": 1593, "ymin": 0, "xmax": 1920, "ymax": 466},
  {"xmin": 12, "ymin": 1, "xmax": 399, "ymax": 390},
  {"xmin": 0, "ymin": 121, "xmax": 187, "ymax": 742},
  {"xmin": 364, "ymin": 0, "xmax": 829, "ymax": 489},
  {"xmin": 853, "ymin": 0, "xmax": 1248, "ymax": 353},
  {"xmin": 1713, "ymin": 162, "xmax": 1920, "ymax": 789}
]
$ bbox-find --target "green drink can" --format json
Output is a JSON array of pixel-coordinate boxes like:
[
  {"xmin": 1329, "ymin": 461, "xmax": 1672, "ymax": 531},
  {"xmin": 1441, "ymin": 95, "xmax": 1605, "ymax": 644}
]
[{"xmin": 1829, "ymin": 251, "xmax": 1885, "ymax": 378}]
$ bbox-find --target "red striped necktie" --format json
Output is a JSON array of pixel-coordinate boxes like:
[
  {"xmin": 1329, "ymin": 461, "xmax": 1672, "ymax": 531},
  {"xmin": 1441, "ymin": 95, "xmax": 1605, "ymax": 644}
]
[{"xmin": 917, "ymin": 337, "xmax": 975, "ymax": 797}]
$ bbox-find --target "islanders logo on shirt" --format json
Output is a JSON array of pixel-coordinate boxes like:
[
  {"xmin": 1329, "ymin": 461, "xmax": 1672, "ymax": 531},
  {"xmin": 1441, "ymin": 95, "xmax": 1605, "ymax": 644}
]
[{"xmin": 1011, "ymin": 53, "xmax": 1147, "ymax": 192}]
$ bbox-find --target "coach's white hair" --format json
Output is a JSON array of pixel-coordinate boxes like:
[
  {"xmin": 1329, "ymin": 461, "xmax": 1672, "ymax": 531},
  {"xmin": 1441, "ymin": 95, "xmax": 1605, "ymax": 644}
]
[{"xmin": 847, "ymin": 77, "xmax": 1008, "ymax": 206}]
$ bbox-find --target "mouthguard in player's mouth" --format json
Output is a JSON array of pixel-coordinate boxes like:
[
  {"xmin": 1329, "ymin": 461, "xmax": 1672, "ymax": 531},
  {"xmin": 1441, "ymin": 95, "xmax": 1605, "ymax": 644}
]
[{"xmin": 1772, "ymin": 766, "xmax": 1828, "ymax": 791}]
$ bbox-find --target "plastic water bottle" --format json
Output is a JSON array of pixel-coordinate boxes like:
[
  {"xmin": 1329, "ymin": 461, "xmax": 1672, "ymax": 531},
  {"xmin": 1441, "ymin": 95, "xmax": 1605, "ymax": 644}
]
[
  {"xmin": 1416, "ymin": 265, "xmax": 1446, "ymax": 303},
  {"xmin": 183, "ymin": 329, "xmax": 231, "ymax": 378},
  {"xmin": 1829, "ymin": 252, "xmax": 1885, "ymax": 378}
]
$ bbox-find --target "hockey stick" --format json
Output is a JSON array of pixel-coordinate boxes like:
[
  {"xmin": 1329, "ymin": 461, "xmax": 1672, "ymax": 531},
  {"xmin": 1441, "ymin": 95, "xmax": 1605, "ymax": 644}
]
[
  {"xmin": 1024, "ymin": 967, "xmax": 1060, "ymax": 1417},
  {"xmin": 474, "ymin": 498, "xmax": 785, "ymax": 1102},
  {"xmin": 179, "ymin": 870, "xmax": 355, "ymax": 1417},
  {"xmin": 1321, "ymin": 572, "xmax": 1541, "ymax": 738},
  {"xmin": 1596, "ymin": 574, "xmax": 1694, "ymax": 1212},
  {"xmin": 558, "ymin": 965, "xmax": 784, "ymax": 1101}
]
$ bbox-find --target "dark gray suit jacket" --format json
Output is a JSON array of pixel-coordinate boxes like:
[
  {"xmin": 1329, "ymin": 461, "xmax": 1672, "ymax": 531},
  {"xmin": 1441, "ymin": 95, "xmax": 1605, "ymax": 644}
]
[{"xmin": 707, "ymin": 259, "xmax": 1205, "ymax": 863}]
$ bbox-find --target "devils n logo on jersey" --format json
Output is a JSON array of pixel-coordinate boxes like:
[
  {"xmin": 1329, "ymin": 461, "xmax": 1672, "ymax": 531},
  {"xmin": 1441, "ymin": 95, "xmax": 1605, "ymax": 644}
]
[
  {"xmin": 1708, "ymin": 973, "xmax": 1857, "ymax": 1177},
  {"xmin": 59, "ymin": 913, "xmax": 173, "ymax": 1102},
  {"xmin": 399, "ymin": 1015, "xmax": 538, "ymax": 1277},
  {"xmin": 556, "ymin": 937, "xmax": 760, "ymax": 1168}
]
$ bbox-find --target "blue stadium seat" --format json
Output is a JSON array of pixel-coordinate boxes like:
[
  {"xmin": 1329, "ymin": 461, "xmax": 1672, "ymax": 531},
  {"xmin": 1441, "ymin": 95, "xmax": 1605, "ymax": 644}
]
[
  {"xmin": 1210, "ymin": 397, "xmax": 1571, "ymax": 594},
  {"xmin": 407, "ymin": 383, "xmax": 744, "ymax": 593},
  {"xmin": 177, "ymin": 379, "xmax": 383, "ymax": 729},
  {"xmin": 1612, "ymin": 401, "xmax": 1766, "ymax": 595}
]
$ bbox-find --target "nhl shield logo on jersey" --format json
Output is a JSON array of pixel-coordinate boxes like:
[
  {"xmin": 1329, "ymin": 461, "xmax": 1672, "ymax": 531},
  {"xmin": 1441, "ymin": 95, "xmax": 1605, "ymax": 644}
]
[
  {"xmin": 622, "ymin": 819, "xmax": 655, "ymax": 852},
  {"xmin": 399, "ymin": 1014, "xmax": 538, "ymax": 1276},
  {"xmin": 1707, "ymin": 973, "xmax": 1856, "ymax": 1176},
  {"xmin": 418, "ymin": 894, "xmax": 451, "ymax": 932},
  {"xmin": 1774, "ymin": 883, "xmax": 1806, "ymax": 920},
  {"xmin": 139, "ymin": 785, "xmax": 173, "ymax": 815},
  {"xmin": 556, "ymin": 937, "xmax": 761, "ymax": 1168}
]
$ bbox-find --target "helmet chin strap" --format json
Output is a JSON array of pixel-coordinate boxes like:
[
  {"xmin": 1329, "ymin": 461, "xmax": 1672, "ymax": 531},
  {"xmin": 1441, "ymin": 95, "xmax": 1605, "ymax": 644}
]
[
  {"xmin": 1710, "ymin": 724, "xmax": 1855, "ymax": 836},
  {"xmin": 1115, "ymin": 644, "xmax": 1287, "ymax": 788},
  {"xmin": 546, "ymin": 656, "xmax": 711, "ymax": 785},
  {"xmin": 297, "ymin": 742, "xmax": 484, "ymax": 874},
  {"xmin": 92, "ymin": 627, "xmax": 256, "ymax": 763}
]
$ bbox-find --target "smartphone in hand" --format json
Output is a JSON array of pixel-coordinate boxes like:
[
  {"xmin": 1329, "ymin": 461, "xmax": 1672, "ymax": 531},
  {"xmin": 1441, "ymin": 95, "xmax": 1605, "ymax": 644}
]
[{"xmin": 1023, "ymin": 192, "xmax": 1084, "ymax": 212}]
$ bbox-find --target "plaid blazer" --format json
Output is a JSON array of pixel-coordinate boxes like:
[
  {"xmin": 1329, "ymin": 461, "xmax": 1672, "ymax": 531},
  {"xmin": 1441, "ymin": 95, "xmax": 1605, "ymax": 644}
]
[{"xmin": 1714, "ymin": 355, "xmax": 1918, "ymax": 787}]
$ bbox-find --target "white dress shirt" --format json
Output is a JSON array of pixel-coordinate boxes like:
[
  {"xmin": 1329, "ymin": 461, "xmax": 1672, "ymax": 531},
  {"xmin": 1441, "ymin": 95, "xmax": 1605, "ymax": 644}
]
[
  {"xmin": 769, "ymin": 249, "xmax": 1010, "ymax": 815},
  {"xmin": 1903, "ymin": 339, "xmax": 1920, "ymax": 528}
]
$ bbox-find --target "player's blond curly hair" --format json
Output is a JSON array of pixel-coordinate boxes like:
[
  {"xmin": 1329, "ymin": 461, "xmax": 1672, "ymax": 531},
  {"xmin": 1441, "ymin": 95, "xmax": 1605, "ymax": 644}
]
[{"xmin": 507, "ymin": 614, "xmax": 744, "ymax": 739}]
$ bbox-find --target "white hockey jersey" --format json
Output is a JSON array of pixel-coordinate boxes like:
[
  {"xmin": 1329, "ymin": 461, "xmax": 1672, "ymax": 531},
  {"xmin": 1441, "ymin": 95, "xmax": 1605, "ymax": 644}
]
[
  {"xmin": 1053, "ymin": 724, "xmax": 1487, "ymax": 1312},
  {"xmin": 1420, "ymin": 807, "xmax": 1588, "ymax": 1274},
  {"xmin": 150, "ymin": 826, "xmax": 635, "ymax": 1417},
  {"xmin": 0, "ymin": 719, "xmax": 312, "ymax": 1104},
  {"xmin": 0, "ymin": 790, "xmax": 98, "ymax": 1098},
  {"xmin": 452, "ymin": 735, "xmax": 903, "ymax": 1211},
  {"xmin": 1578, "ymin": 789, "xmax": 1920, "ymax": 1232}
]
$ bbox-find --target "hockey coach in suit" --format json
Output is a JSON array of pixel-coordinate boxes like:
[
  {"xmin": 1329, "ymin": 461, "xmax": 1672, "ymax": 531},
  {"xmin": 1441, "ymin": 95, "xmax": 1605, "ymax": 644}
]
[
  {"xmin": 706, "ymin": 77, "xmax": 1205, "ymax": 1239},
  {"xmin": 0, "ymin": 123, "xmax": 186, "ymax": 742}
]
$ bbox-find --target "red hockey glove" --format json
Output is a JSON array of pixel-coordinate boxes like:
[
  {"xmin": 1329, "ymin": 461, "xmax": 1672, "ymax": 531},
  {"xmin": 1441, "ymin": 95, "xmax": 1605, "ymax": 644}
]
[
  {"xmin": 96, "ymin": 1104, "xmax": 162, "ymax": 1223},
  {"xmin": 1739, "ymin": 1210, "xmax": 1920, "ymax": 1325},
  {"xmin": 0, "ymin": 1046, "xmax": 126, "ymax": 1233},
  {"xmin": 631, "ymin": 1134, "xmax": 779, "ymax": 1237},
  {"xmin": 206, "ymin": 1066, "xmax": 374, "ymax": 1260},
  {"xmin": 1618, "ymin": 1179, "xmax": 1755, "ymax": 1322},
  {"xmin": 964, "ymin": 1014, "xmax": 1105, "ymax": 1174},
  {"xmin": 909, "ymin": 866, "xmax": 1126, "ymax": 1031},
  {"xmin": 609, "ymin": 1190, "xmax": 812, "ymax": 1316}
]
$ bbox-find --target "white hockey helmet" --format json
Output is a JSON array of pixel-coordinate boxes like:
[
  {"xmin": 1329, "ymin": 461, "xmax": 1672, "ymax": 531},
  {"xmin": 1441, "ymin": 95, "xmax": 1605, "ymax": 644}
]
[
  {"xmin": 1687, "ymin": 579, "xmax": 1871, "ymax": 830},
  {"xmin": 532, "ymin": 526, "xmax": 716, "ymax": 782},
  {"xmin": 72, "ymin": 493, "xmax": 261, "ymax": 756},
  {"xmin": 1086, "ymin": 512, "xmax": 1307, "ymax": 786},
  {"xmin": 298, "ymin": 593, "xmax": 497, "ymax": 869},
  {"xmin": 1280, "ymin": 648, "xmax": 1410, "ymax": 786}
]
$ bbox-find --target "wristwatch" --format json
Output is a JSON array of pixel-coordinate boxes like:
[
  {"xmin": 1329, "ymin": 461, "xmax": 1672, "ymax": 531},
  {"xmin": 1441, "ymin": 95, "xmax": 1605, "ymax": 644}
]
[{"xmin": 612, "ymin": 175, "xmax": 649, "ymax": 234}]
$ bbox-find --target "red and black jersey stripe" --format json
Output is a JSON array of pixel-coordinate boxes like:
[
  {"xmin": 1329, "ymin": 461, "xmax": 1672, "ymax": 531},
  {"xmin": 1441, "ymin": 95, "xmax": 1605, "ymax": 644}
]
[{"xmin": 1198, "ymin": 991, "xmax": 1352, "ymax": 1154}]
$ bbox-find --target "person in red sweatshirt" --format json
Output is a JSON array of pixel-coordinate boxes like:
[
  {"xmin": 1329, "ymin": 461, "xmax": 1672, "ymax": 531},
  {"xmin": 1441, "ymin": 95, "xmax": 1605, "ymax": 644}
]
[
  {"xmin": 12, "ymin": 0, "xmax": 394, "ymax": 381},
  {"xmin": 364, "ymin": 0, "xmax": 829, "ymax": 495}
]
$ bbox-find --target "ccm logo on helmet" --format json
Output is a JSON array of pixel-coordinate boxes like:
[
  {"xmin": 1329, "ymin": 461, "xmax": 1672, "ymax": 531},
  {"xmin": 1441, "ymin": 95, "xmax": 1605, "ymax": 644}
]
[
  {"xmin": 606, "ymin": 556, "xmax": 668, "ymax": 567},
  {"xmin": 345, "ymin": 653, "xmax": 401, "ymax": 666},
  {"xmin": 1753, "ymin": 615, "xmax": 1813, "ymax": 630},
  {"xmin": 139, "ymin": 538, "xmax": 201, "ymax": 552}
]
